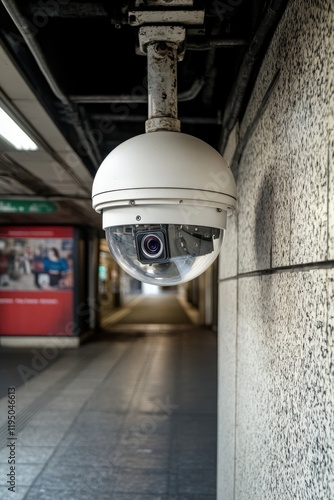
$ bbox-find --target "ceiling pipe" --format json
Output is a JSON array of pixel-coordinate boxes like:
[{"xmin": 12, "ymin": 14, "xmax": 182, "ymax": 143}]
[
  {"xmin": 77, "ymin": 106, "xmax": 103, "ymax": 164},
  {"xmin": 91, "ymin": 113, "xmax": 222, "ymax": 124},
  {"xmin": 1, "ymin": 0, "xmax": 66, "ymax": 105},
  {"xmin": 1, "ymin": 0, "xmax": 102, "ymax": 171},
  {"xmin": 186, "ymin": 37, "xmax": 248, "ymax": 50},
  {"xmin": 70, "ymin": 77, "xmax": 205, "ymax": 104},
  {"xmin": 69, "ymin": 36, "xmax": 245, "ymax": 106}
]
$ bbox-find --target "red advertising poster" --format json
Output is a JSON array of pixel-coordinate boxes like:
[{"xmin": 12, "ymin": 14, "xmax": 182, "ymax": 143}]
[{"xmin": 0, "ymin": 226, "xmax": 75, "ymax": 336}]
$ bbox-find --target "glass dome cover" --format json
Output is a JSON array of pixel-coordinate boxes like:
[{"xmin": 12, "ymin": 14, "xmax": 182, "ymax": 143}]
[{"xmin": 105, "ymin": 223, "xmax": 224, "ymax": 286}]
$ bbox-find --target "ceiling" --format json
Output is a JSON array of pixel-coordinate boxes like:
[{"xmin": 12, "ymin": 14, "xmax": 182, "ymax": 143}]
[{"xmin": 0, "ymin": 0, "xmax": 288, "ymax": 228}]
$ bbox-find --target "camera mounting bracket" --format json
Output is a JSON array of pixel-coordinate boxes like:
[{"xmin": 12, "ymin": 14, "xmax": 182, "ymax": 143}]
[{"xmin": 138, "ymin": 25, "xmax": 187, "ymax": 133}]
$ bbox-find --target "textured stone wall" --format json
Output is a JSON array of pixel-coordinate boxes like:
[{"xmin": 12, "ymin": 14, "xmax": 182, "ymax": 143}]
[{"xmin": 217, "ymin": 1, "xmax": 334, "ymax": 499}]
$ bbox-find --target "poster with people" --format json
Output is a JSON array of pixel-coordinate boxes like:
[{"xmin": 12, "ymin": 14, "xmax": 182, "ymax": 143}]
[{"xmin": 0, "ymin": 226, "xmax": 75, "ymax": 336}]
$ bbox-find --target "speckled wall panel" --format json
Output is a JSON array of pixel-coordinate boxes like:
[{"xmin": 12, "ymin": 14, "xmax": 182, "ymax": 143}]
[
  {"xmin": 235, "ymin": 270, "xmax": 333, "ymax": 500},
  {"xmin": 236, "ymin": 0, "xmax": 334, "ymax": 273},
  {"xmin": 217, "ymin": 280, "xmax": 238, "ymax": 500},
  {"xmin": 217, "ymin": 2, "xmax": 333, "ymax": 498},
  {"xmin": 329, "ymin": 129, "xmax": 334, "ymax": 260}
]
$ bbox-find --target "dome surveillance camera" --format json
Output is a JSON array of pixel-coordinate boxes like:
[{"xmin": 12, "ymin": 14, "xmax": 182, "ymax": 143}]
[{"xmin": 92, "ymin": 131, "xmax": 237, "ymax": 286}]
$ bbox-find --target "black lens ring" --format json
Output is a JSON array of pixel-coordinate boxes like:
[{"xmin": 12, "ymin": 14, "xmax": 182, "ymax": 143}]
[{"xmin": 141, "ymin": 234, "xmax": 164, "ymax": 259}]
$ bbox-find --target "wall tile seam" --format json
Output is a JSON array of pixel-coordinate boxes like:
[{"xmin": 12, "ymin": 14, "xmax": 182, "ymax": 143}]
[
  {"xmin": 231, "ymin": 68, "xmax": 282, "ymax": 178},
  {"xmin": 326, "ymin": 138, "xmax": 331, "ymax": 260},
  {"xmin": 233, "ymin": 270, "xmax": 239, "ymax": 500},
  {"xmin": 236, "ymin": 0, "xmax": 331, "ymax": 141},
  {"xmin": 229, "ymin": 1, "xmax": 334, "ymax": 268},
  {"xmin": 218, "ymin": 259, "xmax": 334, "ymax": 282}
]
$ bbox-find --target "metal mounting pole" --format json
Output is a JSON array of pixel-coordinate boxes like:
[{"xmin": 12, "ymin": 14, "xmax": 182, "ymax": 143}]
[{"xmin": 138, "ymin": 26, "xmax": 186, "ymax": 133}]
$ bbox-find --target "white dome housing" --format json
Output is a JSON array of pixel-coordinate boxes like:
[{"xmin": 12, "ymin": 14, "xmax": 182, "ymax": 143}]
[{"xmin": 92, "ymin": 131, "xmax": 237, "ymax": 286}]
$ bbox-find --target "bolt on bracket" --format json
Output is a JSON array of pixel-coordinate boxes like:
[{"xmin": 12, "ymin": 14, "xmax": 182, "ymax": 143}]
[{"xmin": 138, "ymin": 25, "xmax": 186, "ymax": 59}]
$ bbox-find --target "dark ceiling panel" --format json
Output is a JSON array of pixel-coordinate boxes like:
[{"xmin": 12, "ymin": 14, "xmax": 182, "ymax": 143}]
[{"xmin": 0, "ymin": 0, "xmax": 289, "ymax": 176}]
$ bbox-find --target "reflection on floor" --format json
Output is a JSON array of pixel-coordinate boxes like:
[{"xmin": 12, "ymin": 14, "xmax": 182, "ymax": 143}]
[{"xmin": 0, "ymin": 293, "xmax": 217, "ymax": 500}]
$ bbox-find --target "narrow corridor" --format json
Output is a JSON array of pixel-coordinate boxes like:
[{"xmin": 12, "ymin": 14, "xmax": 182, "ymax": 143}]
[{"xmin": 0, "ymin": 294, "xmax": 217, "ymax": 499}]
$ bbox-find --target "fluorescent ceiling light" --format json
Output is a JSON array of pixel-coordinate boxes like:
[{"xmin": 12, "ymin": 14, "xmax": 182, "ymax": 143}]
[{"xmin": 0, "ymin": 107, "xmax": 38, "ymax": 150}]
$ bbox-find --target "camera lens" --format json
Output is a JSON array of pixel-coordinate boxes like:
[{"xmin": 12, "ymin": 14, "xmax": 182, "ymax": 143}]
[{"xmin": 141, "ymin": 234, "xmax": 164, "ymax": 259}]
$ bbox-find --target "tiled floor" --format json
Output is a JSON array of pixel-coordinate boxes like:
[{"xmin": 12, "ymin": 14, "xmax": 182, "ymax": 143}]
[{"xmin": 0, "ymin": 294, "xmax": 217, "ymax": 499}]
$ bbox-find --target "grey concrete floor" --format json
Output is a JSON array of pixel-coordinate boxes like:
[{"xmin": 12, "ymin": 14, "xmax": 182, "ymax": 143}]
[{"xmin": 0, "ymin": 294, "xmax": 217, "ymax": 499}]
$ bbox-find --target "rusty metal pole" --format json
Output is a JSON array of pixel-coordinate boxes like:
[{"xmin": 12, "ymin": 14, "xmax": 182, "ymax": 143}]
[{"xmin": 138, "ymin": 26, "xmax": 185, "ymax": 133}]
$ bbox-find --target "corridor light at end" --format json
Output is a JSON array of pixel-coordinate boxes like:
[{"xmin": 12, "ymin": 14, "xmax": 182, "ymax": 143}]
[{"xmin": 0, "ymin": 108, "xmax": 38, "ymax": 151}]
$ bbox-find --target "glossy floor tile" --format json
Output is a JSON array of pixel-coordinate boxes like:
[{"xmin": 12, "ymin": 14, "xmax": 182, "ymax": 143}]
[{"xmin": 0, "ymin": 294, "xmax": 217, "ymax": 499}]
